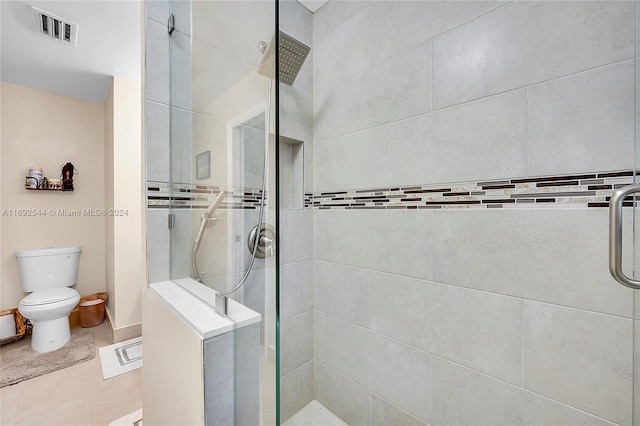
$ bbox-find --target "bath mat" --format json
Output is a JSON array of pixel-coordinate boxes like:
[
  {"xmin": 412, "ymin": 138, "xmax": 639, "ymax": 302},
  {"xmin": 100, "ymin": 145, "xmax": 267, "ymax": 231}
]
[
  {"xmin": 109, "ymin": 408, "xmax": 143, "ymax": 426},
  {"xmin": 0, "ymin": 331, "xmax": 95, "ymax": 387},
  {"xmin": 99, "ymin": 336, "xmax": 142, "ymax": 380}
]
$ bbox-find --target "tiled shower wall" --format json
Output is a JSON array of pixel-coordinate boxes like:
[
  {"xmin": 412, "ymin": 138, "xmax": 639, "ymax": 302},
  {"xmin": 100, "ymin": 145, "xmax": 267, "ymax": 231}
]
[
  {"xmin": 278, "ymin": 0, "xmax": 316, "ymax": 420},
  {"xmin": 145, "ymin": 0, "xmax": 173, "ymax": 284},
  {"xmin": 311, "ymin": 1, "xmax": 636, "ymax": 426}
]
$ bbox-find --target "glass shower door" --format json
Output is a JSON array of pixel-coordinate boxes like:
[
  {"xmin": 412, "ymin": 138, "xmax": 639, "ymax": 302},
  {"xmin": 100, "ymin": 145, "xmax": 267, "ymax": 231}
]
[
  {"xmin": 609, "ymin": 1, "xmax": 640, "ymax": 423},
  {"xmin": 167, "ymin": 0, "xmax": 279, "ymax": 424},
  {"xmin": 633, "ymin": 0, "xmax": 640, "ymax": 425}
]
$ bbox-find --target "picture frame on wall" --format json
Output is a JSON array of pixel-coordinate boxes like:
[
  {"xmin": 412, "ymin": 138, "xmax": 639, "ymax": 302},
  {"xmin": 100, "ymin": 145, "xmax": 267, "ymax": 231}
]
[{"xmin": 196, "ymin": 151, "xmax": 211, "ymax": 180}]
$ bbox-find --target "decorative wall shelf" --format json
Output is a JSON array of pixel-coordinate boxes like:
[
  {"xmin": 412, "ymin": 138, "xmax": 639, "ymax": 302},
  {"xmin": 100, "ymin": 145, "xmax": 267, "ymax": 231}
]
[{"xmin": 25, "ymin": 188, "xmax": 73, "ymax": 192}]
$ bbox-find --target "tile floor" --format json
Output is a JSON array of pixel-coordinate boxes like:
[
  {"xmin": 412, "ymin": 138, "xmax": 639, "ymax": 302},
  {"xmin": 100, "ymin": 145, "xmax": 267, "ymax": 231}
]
[
  {"xmin": 1, "ymin": 322, "xmax": 142, "ymax": 425},
  {"xmin": 283, "ymin": 400, "xmax": 348, "ymax": 426}
]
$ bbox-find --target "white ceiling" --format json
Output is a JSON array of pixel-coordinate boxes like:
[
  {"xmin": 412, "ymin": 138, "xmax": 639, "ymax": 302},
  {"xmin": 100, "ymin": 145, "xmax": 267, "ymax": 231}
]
[
  {"xmin": 1, "ymin": 0, "xmax": 141, "ymax": 103},
  {"xmin": 297, "ymin": 0, "xmax": 329, "ymax": 13}
]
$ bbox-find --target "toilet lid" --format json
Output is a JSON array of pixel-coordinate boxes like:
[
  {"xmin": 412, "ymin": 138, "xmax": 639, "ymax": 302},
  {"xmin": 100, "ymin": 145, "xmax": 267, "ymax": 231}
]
[{"xmin": 21, "ymin": 287, "xmax": 79, "ymax": 306}]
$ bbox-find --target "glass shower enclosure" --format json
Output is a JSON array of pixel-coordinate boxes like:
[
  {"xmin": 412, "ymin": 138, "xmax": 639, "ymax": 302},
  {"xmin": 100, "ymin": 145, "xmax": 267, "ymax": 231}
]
[
  {"xmin": 150, "ymin": 0, "xmax": 640, "ymax": 425},
  {"xmin": 165, "ymin": 1, "xmax": 281, "ymax": 424}
]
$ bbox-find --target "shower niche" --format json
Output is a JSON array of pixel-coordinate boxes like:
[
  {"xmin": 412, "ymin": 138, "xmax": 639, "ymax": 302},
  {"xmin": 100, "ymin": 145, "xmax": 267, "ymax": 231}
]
[{"xmin": 279, "ymin": 136, "xmax": 304, "ymax": 210}]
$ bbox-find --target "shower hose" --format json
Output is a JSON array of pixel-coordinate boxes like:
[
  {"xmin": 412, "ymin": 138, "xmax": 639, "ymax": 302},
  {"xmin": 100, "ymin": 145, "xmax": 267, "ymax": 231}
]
[{"xmin": 192, "ymin": 79, "xmax": 273, "ymax": 297}]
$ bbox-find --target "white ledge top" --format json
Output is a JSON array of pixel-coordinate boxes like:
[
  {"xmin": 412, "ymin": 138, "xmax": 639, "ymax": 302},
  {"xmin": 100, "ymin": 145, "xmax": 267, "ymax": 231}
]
[{"xmin": 149, "ymin": 278, "xmax": 261, "ymax": 340}]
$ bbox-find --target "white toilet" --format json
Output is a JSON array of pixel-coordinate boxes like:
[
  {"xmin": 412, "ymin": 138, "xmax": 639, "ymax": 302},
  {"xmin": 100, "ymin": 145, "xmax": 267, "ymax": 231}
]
[{"xmin": 16, "ymin": 246, "xmax": 82, "ymax": 353}]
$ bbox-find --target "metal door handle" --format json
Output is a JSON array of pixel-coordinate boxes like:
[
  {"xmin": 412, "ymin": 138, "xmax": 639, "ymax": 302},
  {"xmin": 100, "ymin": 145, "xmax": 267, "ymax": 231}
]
[{"xmin": 609, "ymin": 183, "xmax": 640, "ymax": 289}]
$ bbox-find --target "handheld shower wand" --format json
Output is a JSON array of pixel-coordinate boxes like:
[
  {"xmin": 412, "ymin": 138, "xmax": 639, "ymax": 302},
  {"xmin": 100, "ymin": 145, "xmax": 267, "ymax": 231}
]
[{"xmin": 192, "ymin": 191, "xmax": 226, "ymax": 282}]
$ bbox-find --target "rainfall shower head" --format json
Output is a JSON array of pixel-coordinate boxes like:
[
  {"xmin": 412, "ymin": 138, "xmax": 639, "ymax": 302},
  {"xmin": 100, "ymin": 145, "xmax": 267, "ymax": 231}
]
[{"xmin": 257, "ymin": 32, "xmax": 310, "ymax": 86}]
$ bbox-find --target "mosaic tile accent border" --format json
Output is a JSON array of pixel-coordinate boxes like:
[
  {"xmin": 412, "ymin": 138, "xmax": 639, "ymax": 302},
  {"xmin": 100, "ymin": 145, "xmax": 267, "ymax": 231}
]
[
  {"xmin": 305, "ymin": 170, "xmax": 638, "ymax": 210},
  {"xmin": 148, "ymin": 171, "xmax": 637, "ymax": 211},
  {"xmin": 147, "ymin": 181, "xmax": 264, "ymax": 210}
]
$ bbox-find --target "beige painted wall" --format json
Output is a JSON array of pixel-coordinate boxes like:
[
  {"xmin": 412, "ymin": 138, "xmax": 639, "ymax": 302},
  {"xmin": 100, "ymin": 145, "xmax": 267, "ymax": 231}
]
[
  {"xmin": 105, "ymin": 77, "xmax": 143, "ymax": 336},
  {"xmin": 1, "ymin": 82, "xmax": 106, "ymax": 310}
]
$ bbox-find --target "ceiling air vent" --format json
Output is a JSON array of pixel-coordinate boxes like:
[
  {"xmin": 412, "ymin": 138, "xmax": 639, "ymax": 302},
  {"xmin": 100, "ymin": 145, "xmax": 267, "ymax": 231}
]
[{"xmin": 31, "ymin": 6, "xmax": 78, "ymax": 46}]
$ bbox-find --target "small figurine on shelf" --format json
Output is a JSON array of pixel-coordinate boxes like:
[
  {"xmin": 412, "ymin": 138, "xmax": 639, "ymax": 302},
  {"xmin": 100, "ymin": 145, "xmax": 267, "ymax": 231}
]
[{"xmin": 61, "ymin": 162, "xmax": 76, "ymax": 191}]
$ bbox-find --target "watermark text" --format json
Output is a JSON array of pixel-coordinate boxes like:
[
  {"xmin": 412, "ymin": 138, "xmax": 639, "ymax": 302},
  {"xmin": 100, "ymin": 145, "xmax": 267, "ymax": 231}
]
[{"xmin": 2, "ymin": 208, "xmax": 129, "ymax": 217}]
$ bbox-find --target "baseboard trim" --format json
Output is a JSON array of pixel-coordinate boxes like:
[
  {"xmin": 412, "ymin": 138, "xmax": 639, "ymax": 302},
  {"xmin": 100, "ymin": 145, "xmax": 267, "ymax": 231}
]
[{"xmin": 105, "ymin": 309, "xmax": 142, "ymax": 343}]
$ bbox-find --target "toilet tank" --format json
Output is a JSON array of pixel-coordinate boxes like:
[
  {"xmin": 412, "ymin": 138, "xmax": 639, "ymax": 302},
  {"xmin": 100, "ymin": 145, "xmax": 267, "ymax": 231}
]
[{"xmin": 15, "ymin": 246, "xmax": 82, "ymax": 292}]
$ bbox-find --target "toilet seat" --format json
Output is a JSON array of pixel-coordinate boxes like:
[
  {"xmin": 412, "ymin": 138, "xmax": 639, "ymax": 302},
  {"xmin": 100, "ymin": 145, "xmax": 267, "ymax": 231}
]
[{"xmin": 21, "ymin": 287, "xmax": 79, "ymax": 306}]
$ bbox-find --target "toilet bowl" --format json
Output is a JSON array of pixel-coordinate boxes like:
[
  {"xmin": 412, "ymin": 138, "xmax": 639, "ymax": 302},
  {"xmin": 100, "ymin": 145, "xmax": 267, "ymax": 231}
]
[
  {"xmin": 15, "ymin": 246, "xmax": 82, "ymax": 353},
  {"xmin": 19, "ymin": 287, "xmax": 80, "ymax": 353}
]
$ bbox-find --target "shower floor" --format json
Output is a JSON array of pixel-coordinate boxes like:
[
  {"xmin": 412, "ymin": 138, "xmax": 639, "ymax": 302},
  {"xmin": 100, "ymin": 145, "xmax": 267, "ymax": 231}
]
[{"xmin": 283, "ymin": 400, "xmax": 348, "ymax": 426}]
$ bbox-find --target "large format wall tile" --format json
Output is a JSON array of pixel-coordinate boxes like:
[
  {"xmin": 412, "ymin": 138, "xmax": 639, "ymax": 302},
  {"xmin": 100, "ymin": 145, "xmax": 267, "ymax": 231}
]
[
  {"xmin": 281, "ymin": 311, "xmax": 314, "ymax": 375},
  {"xmin": 527, "ymin": 60, "xmax": 635, "ymax": 176},
  {"xmin": 371, "ymin": 90, "xmax": 526, "ymax": 187},
  {"xmin": 326, "ymin": 41, "xmax": 431, "ymax": 139},
  {"xmin": 280, "ymin": 262, "xmax": 299, "ymax": 321},
  {"xmin": 432, "ymin": 209, "xmax": 633, "ymax": 318},
  {"xmin": 519, "ymin": 391, "xmax": 616, "ymax": 426},
  {"xmin": 303, "ymin": 140, "xmax": 314, "ymax": 195},
  {"xmin": 312, "ymin": 210, "xmax": 327, "ymax": 261},
  {"xmin": 368, "ymin": 332, "xmax": 431, "ymax": 423},
  {"xmin": 326, "ymin": 210, "xmax": 433, "ymax": 279},
  {"xmin": 314, "ymin": 129, "xmax": 373, "ymax": 192},
  {"xmin": 314, "ymin": 310, "xmax": 327, "ymax": 364},
  {"xmin": 297, "ymin": 261, "xmax": 313, "ymax": 314},
  {"xmin": 369, "ymin": 272, "xmax": 429, "ymax": 352},
  {"xmin": 432, "ymin": 355, "xmax": 522, "ymax": 426},
  {"xmin": 325, "ymin": 316, "xmax": 371, "ymax": 388},
  {"xmin": 431, "ymin": 356, "xmax": 614, "ymax": 426},
  {"xmin": 146, "ymin": 19, "xmax": 170, "ymax": 105},
  {"xmin": 234, "ymin": 324, "xmax": 261, "ymax": 426},
  {"xmin": 315, "ymin": 362, "xmax": 370, "ymax": 426},
  {"xmin": 240, "ymin": 267, "xmax": 269, "ymax": 319},
  {"xmin": 170, "ymin": 209, "xmax": 193, "ymax": 279},
  {"xmin": 370, "ymin": 272, "xmax": 522, "ymax": 385},
  {"xmin": 312, "ymin": 0, "xmax": 371, "ymax": 43},
  {"xmin": 170, "ymin": 108, "xmax": 193, "ymax": 184},
  {"xmin": 280, "ymin": 84, "xmax": 313, "ymax": 144},
  {"xmin": 281, "ymin": 361, "xmax": 314, "ymax": 422},
  {"xmin": 169, "ymin": 29, "xmax": 192, "ymax": 111},
  {"xmin": 146, "ymin": 101, "xmax": 170, "ymax": 182},
  {"xmin": 313, "ymin": 8, "xmax": 371, "ymax": 91},
  {"xmin": 523, "ymin": 301, "xmax": 633, "ymax": 425},
  {"xmin": 204, "ymin": 332, "xmax": 235, "ymax": 426},
  {"xmin": 314, "ymin": 261, "xmax": 369, "ymax": 327},
  {"xmin": 422, "ymin": 279, "xmax": 522, "ymax": 385},
  {"xmin": 368, "ymin": 1, "xmax": 504, "ymax": 65},
  {"xmin": 313, "ymin": 88, "xmax": 327, "ymax": 143},
  {"xmin": 280, "ymin": 261, "xmax": 313, "ymax": 321},
  {"xmin": 146, "ymin": 209, "xmax": 170, "ymax": 283},
  {"xmin": 295, "ymin": 53, "xmax": 313, "ymax": 94},
  {"xmin": 432, "ymin": 1, "xmax": 634, "ymax": 109},
  {"xmin": 280, "ymin": 210, "xmax": 313, "ymax": 264},
  {"xmin": 147, "ymin": 0, "xmax": 169, "ymax": 24},
  {"xmin": 371, "ymin": 395, "xmax": 427, "ymax": 426},
  {"xmin": 280, "ymin": 142, "xmax": 294, "ymax": 206}
]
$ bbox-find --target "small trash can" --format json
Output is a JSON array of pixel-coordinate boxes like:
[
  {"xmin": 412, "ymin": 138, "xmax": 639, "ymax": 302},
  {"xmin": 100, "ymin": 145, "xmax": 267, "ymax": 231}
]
[{"xmin": 79, "ymin": 293, "xmax": 106, "ymax": 328}]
